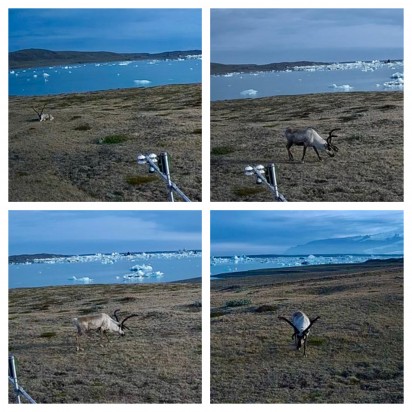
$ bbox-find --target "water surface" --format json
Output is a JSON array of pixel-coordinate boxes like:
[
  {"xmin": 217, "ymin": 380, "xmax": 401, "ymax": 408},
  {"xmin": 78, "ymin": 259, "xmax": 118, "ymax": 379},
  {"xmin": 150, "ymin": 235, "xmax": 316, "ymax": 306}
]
[
  {"xmin": 9, "ymin": 251, "xmax": 201, "ymax": 288},
  {"xmin": 210, "ymin": 253, "xmax": 402, "ymax": 276},
  {"xmin": 211, "ymin": 60, "xmax": 403, "ymax": 101},
  {"xmin": 9, "ymin": 56, "xmax": 201, "ymax": 96}
]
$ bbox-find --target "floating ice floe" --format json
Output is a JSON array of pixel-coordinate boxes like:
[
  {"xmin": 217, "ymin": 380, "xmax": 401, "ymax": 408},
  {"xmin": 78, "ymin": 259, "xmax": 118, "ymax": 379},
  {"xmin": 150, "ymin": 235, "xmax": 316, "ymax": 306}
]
[
  {"xmin": 12, "ymin": 250, "xmax": 201, "ymax": 267},
  {"xmin": 330, "ymin": 84, "xmax": 353, "ymax": 91},
  {"xmin": 123, "ymin": 263, "xmax": 165, "ymax": 280},
  {"xmin": 130, "ymin": 264, "xmax": 153, "ymax": 272},
  {"xmin": 211, "ymin": 253, "xmax": 401, "ymax": 274},
  {"xmin": 240, "ymin": 89, "xmax": 258, "ymax": 97},
  {"xmin": 383, "ymin": 79, "xmax": 404, "ymax": 89},
  {"xmin": 134, "ymin": 79, "xmax": 152, "ymax": 86},
  {"xmin": 70, "ymin": 276, "xmax": 93, "ymax": 283}
]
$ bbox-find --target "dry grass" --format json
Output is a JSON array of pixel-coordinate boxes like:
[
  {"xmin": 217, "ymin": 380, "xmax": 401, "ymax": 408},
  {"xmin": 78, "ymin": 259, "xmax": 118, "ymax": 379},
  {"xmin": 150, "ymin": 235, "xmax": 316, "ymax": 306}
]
[
  {"xmin": 211, "ymin": 260, "xmax": 403, "ymax": 403},
  {"xmin": 8, "ymin": 283, "xmax": 201, "ymax": 403},
  {"xmin": 9, "ymin": 84, "xmax": 201, "ymax": 202},
  {"xmin": 211, "ymin": 91, "xmax": 403, "ymax": 201}
]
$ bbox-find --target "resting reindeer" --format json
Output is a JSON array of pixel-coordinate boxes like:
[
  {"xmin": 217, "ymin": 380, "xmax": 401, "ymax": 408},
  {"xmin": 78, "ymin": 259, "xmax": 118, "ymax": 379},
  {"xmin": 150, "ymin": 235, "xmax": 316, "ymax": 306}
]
[
  {"xmin": 284, "ymin": 127, "xmax": 339, "ymax": 162},
  {"xmin": 72, "ymin": 309, "xmax": 138, "ymax": 351},
  {"xmin": 32, "ymin": 104, "xmax": 54, "ymax": 122},
  {"xmin": 278, "ymin": 311, "xmax": 320, "ymax": 356}
]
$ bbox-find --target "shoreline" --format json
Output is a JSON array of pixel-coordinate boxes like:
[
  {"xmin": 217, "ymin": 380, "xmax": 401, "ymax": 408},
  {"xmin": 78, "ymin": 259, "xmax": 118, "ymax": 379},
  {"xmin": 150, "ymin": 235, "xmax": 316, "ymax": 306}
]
[
  {"xmin": 9, "ymin": 81, "xmax": 201, "ymax": 99},
  {"xmin": 211, "ymin": 89, "xmax": 403, "ymax": 103},
  {"xmin": 9, "ymin": 277, "xmax": 202, "ymax": 291},
  {"xmin": 212, "ymin": 257, "xmax": 403, "ymax": 280}
]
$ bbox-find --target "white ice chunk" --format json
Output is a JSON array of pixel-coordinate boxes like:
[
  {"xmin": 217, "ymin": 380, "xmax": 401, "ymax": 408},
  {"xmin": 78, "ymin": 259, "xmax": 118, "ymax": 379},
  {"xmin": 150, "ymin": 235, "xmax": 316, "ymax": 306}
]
[
  {"xmin": 133, "ymin": 79, "xmax": 151, "ymax": 86},
  {"xmin": 240, "ymin": 89, "xmax": 258, "ymax": 97}
]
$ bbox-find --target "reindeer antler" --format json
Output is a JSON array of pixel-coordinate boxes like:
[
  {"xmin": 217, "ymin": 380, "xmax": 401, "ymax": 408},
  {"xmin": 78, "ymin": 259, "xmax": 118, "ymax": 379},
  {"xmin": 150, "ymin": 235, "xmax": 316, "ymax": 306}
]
[
  {"xmin": 327, "ymin": 128, "xmax": 340, "ymax": 152},
  {"xmin": 32, "ymin": 107, "xmax": 41, "ymax": 118},
  {"xmin": 327, "ymin": 128, "xmax": 341, "ymax": 139},
  {"xmin": 278, "ymin": 316, "xmax": 300, "ymax": 335},
  {"xmin": 39, "ymin": 103, "xmax": 47, "ymax": 116},
  {"xmin": 113, "ymin": 309, "xmax": 121, "ymax": 322},
  {"xmin": 301, "ymin": 316, "xmax": 320, "ymax": 336},
  {"xmin": 120, "ymin": 314, "xmax": 138, "ymax": 330}
]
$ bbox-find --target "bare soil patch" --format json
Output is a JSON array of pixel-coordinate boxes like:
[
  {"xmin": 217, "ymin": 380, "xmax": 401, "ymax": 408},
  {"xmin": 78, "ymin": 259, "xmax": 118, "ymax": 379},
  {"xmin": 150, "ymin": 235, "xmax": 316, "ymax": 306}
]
[
  {"xmin": 9, "ymin": 84, "xmax": 201, "ymax": 202},
  {"xmin": 211, "ymin": 260, "xmax": 403, "ymax": 403},
  {"xmin": 211, "ymin": 91, "xmax": 403, "ymax": 201},
  {"xmin": 9, "ymin": 283, "xmax": 201, "ymax": 403}
]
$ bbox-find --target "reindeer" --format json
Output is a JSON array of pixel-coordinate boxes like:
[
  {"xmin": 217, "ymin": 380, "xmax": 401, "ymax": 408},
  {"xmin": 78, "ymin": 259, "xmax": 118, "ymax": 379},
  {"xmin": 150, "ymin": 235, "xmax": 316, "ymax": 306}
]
[
  {"xmin": 72, "ymin": 309, "xmax": 138, "ymax": 351},
  {"xmin": 278, "ymin": 311, "xmax": 320, "ymax": 356},
  {"xmin": 32, "ymin": 104, "xmax": 54, "ymax": 122},
  {"xmin": 284, "ymin": 127, "xmax": 339, "ymax": 162}
]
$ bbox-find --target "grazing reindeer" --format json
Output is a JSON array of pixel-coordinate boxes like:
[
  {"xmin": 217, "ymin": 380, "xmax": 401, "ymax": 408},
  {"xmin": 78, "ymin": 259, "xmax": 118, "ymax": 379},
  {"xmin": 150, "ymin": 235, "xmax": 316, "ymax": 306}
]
[
  {"xmin": 284, "ymin": 127, "xmax": 339, "ymax": 162},
  {"xmin": 278, "ymin": 311, "xmax": 320, "ymax": 356},
  {"xmin": 72, "ymin": 309, "xmax": 138, "ymax": 351},
  {"xmin": 32, "ymin": 104, "xmax": 54, "ymax": 122}
]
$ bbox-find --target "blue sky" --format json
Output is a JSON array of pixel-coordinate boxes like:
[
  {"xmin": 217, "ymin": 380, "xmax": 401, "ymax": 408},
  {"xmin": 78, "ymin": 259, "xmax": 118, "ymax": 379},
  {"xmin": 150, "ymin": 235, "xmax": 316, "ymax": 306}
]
[
  {"xmin": 211, "ymin": 9, "xmax": 404, "ymax": 64},
  {"xmin": 9, "ymin": 9, "xmax": 201, "ymax": 53},
  {"xmin": 9, "ymin": 211, "xmax": 202, "ymax": 255},
  {"xmin": 211, "ymin": 210, "xmax": 404, "ymax": 256}
]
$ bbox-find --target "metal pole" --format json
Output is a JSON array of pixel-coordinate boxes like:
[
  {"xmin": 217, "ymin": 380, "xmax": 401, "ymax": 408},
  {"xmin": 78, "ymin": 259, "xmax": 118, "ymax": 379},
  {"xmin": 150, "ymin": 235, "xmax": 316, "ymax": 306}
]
[
  {"xmin": 9, "ymin": 355, "xmax": 21, "ymax": 404},
  {"xmin": 144, "ymin": 155, "xmax": 191, "ymax": 202},
  {"xmin": 160, "ymin": 152, "xmax": 174, "ymax": 202},
  {"xmin": 249, "ymin": 165, "xmax": 287, "ymax": 202},
  {"xmin": 267, "ymin": 163, "xmax": 279, "ymax": 199}
]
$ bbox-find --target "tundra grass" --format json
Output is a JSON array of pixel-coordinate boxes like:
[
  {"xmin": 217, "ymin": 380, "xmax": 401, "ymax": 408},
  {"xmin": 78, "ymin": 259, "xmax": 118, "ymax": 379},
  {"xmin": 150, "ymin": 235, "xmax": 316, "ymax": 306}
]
[
  {"xmin": 9, "ymin": 283, "xmax": 201, "ymax": 404},
  {"xmin": 210, "ymin": 260, "xmax": 403, "ymax": 403}
]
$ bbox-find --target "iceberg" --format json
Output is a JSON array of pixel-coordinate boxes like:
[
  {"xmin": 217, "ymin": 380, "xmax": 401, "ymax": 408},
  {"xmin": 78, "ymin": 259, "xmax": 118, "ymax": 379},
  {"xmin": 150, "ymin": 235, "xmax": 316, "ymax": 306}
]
[
  {"xmin": 70, "ymin": 276, "xmax": 93, "ymax": 283},
  {"xmin": 330, "ymin": 84, "xmax": 353, "ymax": 91},
  {"xmin": 134, "ymin": 79, "xmax": 151, "ymax": 86},
  {"xmin": 240, "ymin": 89, "xmax": 258, "ymax": 97}
]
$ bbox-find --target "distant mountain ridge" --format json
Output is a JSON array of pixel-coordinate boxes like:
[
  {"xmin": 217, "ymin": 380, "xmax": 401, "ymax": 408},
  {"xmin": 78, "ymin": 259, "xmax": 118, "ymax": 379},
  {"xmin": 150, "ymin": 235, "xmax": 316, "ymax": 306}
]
[
  {"xmin": 211, "ymin": 61, "xmax": 329, "ymax": 75},
  {"xmin": 9, "ymin": 48, "xmax": 202, "ymax": 69},
  {"xmin": 211, "ymin": 58, "xmax": 402, "ymax": 76},
  {"xmin": 285, "ymin": 233, "xmax": 403, "ymax": 255}
]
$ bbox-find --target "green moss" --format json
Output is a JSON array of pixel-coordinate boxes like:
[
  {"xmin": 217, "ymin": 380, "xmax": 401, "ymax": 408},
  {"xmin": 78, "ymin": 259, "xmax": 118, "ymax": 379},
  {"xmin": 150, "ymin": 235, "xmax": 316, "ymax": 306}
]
[
  {"xmin": 211, "ymin": 146, "xmax": 234, "ymax": 155},
  {"xmin": 74, "ymin": 123, "xmax": 91, "ymax": 131},
  {"xmin": 99, "ymin": 134, "xmax": 128, "ymax": 144}
]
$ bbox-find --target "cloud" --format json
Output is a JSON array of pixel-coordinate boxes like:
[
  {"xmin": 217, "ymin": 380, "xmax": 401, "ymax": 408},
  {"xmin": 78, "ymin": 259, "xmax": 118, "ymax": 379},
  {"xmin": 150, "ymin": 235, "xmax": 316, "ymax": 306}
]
[
  {"xmin": 9, "ymin": 9, "xmax": 202, "ymax": 53},
  {"xmin": 211, "ymin": 210, "xmax": 404, "ymax": 255},
  {"xmin": 211, "ymin": 9, "xmax": 403, "ymax": 63},
  {"xmin": 9, "ymin": 211, "xmax": 201, "ymax": 254}
]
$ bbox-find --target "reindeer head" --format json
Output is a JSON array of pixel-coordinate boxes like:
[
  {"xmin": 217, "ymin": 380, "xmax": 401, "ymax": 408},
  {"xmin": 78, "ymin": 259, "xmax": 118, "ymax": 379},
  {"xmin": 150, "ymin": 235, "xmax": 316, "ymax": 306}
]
[
  {"xmin": 325, "ymin": 128, "xmax": 340, "ymax": 157},
  {"xmin": 279, "ymin": 314, "xmax": 320, "ymax": 352},
  {"xmin": 32, "ymin": 104, "xmax": 47, "ymax": 120},
  {"xmin": 113, "ymin": 309, "xmax": 138, "ymax": 336},
  {"xmin": 32, "ymin": 104, "xmax": 54, "ymax": 121}
]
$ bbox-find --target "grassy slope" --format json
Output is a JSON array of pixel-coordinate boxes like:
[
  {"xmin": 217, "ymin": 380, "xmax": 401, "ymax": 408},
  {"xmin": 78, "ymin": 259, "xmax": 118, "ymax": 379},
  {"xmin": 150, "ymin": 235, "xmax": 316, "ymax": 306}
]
[
  {"xmin": 211, "ymin": 91, "xmax": 403, "ymax": 202},
  {"xmin": 9, "ymin": 84, "xmax": 201, "ymax": 202},
  {"xmin": 9, "ymin": 283, "xmax": 201, "ymax": 403},
  {"xmin": 211, "ymin": 262, "xmax": 403, "ymax": 403}
]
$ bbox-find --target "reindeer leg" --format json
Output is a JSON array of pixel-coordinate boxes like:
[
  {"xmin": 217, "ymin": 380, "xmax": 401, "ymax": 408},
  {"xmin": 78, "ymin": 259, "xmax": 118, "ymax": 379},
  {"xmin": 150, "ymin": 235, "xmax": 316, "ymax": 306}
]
[
  {"xmin": 313, "ymin": 147, "xmax": 322, "ymax": 161},
  {"xmin": 76, "ymin": 334, "xmax": 81, "ymax": 352},
  {"xmin": 301, "ymin": 146, "xmax": 307, "ymax": 162},
  {"xmin": 286, "ymin": 143, "xmax": 294, "ymax": 161}
]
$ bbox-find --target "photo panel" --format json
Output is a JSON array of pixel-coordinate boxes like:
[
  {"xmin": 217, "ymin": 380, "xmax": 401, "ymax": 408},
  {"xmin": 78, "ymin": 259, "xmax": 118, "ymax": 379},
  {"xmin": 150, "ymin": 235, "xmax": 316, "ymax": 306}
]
[
  {"xmin": 210, "ymin": 8, "xmax": 404, "ymax": 202},
  {"xmin": 8, "ymin": 210, "xmax": 202, "ymax": 403},
  {"xmin": 8, "ymin": 8, "xmax": 202, "ymax": 202},
  {"xmin": 210, "ymin": 210, "xmax": 403, "ymax": 403}
]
